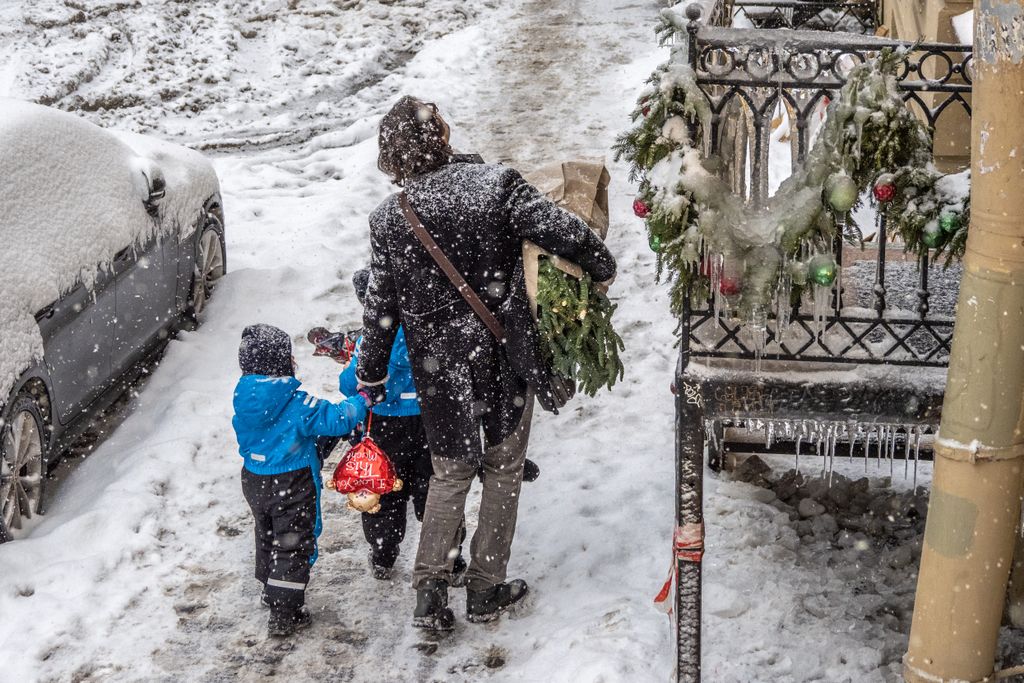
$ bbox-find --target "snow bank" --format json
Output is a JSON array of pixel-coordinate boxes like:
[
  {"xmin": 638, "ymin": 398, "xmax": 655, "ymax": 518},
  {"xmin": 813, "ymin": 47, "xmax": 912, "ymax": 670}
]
[
  {"xmin": 0, "ymin": 98, "xmax": 218, "ymax": 400},
  {"xmin": 953, "ymin": 10, "xmax": 974, "ymax": 45}
]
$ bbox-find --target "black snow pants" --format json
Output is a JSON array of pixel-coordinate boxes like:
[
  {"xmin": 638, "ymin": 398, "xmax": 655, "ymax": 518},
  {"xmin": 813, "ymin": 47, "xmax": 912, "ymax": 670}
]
[
  {"xmin": 241, "ymin": 466, "xmax": 319, "ymax": 612},
  {"xmin": 361, "ymin": 414, "xmax": 434, "ymax": 568},
  {"xmin": 317, "ymin": 414, "xmax": 434, "ymax": 569}
]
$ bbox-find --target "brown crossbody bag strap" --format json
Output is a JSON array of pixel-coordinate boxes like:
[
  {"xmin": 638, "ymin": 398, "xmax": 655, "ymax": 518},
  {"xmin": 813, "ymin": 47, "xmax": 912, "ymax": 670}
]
[{"xmin": 398, "ymin": 192, "xmax": 507, "ymax": 343}]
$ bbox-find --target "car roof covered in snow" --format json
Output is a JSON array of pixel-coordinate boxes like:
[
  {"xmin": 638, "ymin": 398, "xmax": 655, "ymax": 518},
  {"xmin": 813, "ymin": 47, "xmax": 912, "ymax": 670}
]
[{"xmin": 0, "ymin": 98, "xmax": 220, "ymax": 399}]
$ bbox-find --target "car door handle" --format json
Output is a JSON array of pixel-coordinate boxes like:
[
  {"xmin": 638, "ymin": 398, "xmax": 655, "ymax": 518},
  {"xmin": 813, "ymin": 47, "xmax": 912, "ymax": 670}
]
[{"xmin": 35, "ymin": 304, "xmax": 55, "ymax": 321}]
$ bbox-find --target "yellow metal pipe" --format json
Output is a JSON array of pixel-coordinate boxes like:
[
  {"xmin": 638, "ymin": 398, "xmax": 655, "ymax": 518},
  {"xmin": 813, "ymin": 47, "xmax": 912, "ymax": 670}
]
[{"xmin": 904, "ymin": 2, "xmax": 1024, "ymax": 681}]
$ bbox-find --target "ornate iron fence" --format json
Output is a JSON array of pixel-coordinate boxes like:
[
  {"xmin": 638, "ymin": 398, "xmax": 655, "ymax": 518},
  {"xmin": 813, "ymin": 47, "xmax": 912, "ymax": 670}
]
[{"xmin": 682, "ymin": 26, "xmax": 972, "ymax": 368}]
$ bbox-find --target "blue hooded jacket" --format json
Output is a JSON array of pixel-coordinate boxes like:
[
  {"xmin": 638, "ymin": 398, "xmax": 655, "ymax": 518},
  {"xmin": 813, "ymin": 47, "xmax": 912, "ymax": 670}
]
[
  {"xmin": 339, "ymin": 327, "xmax": 419, "ymax": 417},
  {"xmin": 232, "ymin": 375, "xmax": 368, "ymax": 476}
]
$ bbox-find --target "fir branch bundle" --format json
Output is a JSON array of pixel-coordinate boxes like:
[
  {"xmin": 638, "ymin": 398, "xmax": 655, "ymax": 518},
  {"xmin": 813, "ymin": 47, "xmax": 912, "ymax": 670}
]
[{"xmin": 536, "ymin": 259, "xmax": 625, "ymax": 396}]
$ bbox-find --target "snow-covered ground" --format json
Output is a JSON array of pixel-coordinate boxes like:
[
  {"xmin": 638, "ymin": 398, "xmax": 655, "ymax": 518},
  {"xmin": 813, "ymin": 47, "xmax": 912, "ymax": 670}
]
[{"xmin": 1, "ymin": 1, "xmax": 1013, "ymax": 681}]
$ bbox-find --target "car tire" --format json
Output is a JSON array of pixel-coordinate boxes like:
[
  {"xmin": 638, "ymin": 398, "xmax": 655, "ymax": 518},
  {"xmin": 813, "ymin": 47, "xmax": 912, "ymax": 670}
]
[
  {"xmin": 186, "ymin": 217, "xmax": 226, "ymax": 325},
  {"xmin": 0, "ymin": 395, "xmax": 48, "ymax": 543}
]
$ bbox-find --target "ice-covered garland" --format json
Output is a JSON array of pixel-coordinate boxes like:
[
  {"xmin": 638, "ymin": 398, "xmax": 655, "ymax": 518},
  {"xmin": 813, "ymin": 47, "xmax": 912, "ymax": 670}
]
[
  {"xmin": 613, "ymin": 41, "xmax": 970, "ymax": 336},
  {"xmin": 876, "ymin": 167, "xmax": 970, "ymax": 264},
  {"xmin": 536, "ymin": 259, "xmax": 625, "ymax": 396}
]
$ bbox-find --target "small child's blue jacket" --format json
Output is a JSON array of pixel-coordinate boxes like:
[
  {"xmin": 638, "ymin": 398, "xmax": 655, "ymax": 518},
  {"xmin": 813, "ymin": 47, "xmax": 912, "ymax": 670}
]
[
  {"xmin": 339, "ymin": 327, "xmax": 420, "ymax": 417},
  {"xmin": 232, "ymin": 375, "xmax": 368, "ymax": 476}
]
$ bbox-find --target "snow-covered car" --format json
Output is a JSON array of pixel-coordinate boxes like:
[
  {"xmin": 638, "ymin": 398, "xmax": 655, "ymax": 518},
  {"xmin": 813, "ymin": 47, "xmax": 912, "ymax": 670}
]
[{"xmin": 0, "ymin": 99, "xmax": 225, "ymax": 542}]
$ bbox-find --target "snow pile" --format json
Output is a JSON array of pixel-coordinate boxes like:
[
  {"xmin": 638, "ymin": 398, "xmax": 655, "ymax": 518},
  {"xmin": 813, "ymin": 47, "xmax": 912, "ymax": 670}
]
[
  {"xmin": 0, "ymin": 0, "xmax": 493, "ymax": 148},
  {"xmin": 953, "ymin": 10, "xmax": 974, "ymax": 45},
  {"xmin": 0, "ymin": 98, "xmax": 217, "ymax": 399}
]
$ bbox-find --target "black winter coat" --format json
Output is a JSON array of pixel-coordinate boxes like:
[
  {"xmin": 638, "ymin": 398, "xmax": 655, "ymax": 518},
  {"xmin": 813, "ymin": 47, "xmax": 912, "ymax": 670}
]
[{"xmin": 357, "ymin": 160, "xmax": 617, "ymax": 462}]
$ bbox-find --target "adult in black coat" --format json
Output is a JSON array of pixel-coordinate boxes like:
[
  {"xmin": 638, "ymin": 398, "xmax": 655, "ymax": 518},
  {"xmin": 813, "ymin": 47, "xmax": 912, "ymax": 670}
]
[{"xmin": 356, "ymin": 96, "xmax": 616, "ymax": 629}]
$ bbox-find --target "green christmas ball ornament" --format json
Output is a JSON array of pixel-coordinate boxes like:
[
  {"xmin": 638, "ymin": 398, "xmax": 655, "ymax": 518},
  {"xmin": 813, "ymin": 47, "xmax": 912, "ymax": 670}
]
[
  {"xmin": 788, "ymin": 259, "xmax": 809, "ymax": 287},
  {"xmin": 921, "ymin": 225, "xmax": 944, "ymax": 249},
  {"xmin": 939, "ymin": 212, "xmax": 961, "ymax": 234},
  {"xmin": 807, "ymin": 254, "xmax": 838, "ymax": 287},
  {"xmin": 824, "ymin": 172, "xmax": 859, "ymax": 213},
  {"xmin": 649, "ymin": 234, "xmax": 662, "ymax": 253}
]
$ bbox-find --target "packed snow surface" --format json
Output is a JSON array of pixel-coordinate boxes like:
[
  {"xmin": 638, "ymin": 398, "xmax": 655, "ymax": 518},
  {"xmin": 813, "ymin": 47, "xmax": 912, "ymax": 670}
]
[
  {"xmin": 0, "ymin": 98, "xmax": 218, "ymax": 400},
  {"xmin": 1, "ymin": 1, "xmax": 1014, "ymax": 682}
]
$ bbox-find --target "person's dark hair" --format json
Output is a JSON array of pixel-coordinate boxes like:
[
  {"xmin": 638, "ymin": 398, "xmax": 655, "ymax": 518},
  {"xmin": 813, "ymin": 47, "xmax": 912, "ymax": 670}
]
[{"xmin": 377, "ymin": 96, "xmax": 454, "ymax": 186}]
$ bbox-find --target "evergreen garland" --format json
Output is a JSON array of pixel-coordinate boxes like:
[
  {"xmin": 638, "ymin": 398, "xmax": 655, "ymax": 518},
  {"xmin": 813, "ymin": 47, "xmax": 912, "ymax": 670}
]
[
  {"xmin": 536, "ymin": 259, "xmax": 625, "ymax": 396},
  {"xmin": 882, "ymin": 168, "xmax": 970, "ymax": 264}
]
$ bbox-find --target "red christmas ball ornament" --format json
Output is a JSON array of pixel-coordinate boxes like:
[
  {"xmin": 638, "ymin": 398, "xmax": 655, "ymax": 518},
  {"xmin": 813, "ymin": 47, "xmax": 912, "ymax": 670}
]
[
  {"xmin": 633, "ymin": 198, "xmax": 651, "ymax": 218},
  {"xmin": 873, "ymin": 174, "xmax": 897, "ymax": 204},
  {"xmin": 640, "ymin": 97, "xmax": 651, "ymax": 117},
  {"xmin": 719, "ymin": 277, "xmax": 742, "ymax": 296}
]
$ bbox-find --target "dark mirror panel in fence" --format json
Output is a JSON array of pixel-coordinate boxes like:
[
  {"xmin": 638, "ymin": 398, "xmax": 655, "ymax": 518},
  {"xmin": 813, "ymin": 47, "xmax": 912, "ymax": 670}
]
[{"xmin": 724, "ymin": 0, "xmax": 881, "ymax": 32}]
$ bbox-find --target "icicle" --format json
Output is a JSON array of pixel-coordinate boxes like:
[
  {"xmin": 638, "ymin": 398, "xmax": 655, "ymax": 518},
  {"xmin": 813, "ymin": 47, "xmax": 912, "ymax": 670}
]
[
  {"xmin": 766, "ymin": 420, "xmax": 775, "ymax": 450},
  {"xmin": 903, "ymin": 425, "xmax": 912, "ymax": 478},
  {"xmin": 775, "ymin": 264, "xmax": 792, "ymax": 344},
  {"xmin": 884, "ymin": 423, "xmax": 892, "ymax": 479},
  {"xmin": 704, "ymin": 419, "xmax": 720, "ymax": 455},
  {"xmin": 827, "ymin": 424, "xmax": 837, "ymax": 486},
  {"xmin": 849, "ymin": 424, "xmax": 858, "ymax": 462},
  {"xmin": 750, "ymin": 307, "xmax": 768, "ymax": 373},
  {"xmin": 795, "ymin": 431, "xmax": 802, "ymax": 472},
  {"xmin": 711, "ymin": 253, "xmax": 723, "ymax": 328},
  {"xmin": 913, "ymin": 426, "xmax": 922, "ymax": 488},
  {"xmin": 864, "ymin": 428, "xmax": 872, "ymax": 472},
  {"xmin": 879, "ymin": 426, "xmax": 888, "ymax": 473},
  {"xmin": 875, "ymin": 426, "xmax": 882, "ymax": 470},
  {"xmin": 812, "ymin": 282, "xmax": 831, "ymax": 338}
]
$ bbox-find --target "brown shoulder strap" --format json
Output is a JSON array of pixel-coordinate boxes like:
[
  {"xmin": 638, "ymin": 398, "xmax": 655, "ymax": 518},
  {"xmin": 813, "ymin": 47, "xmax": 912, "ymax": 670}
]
[{"xmin": 398, "ymin": 192, "xmax": 506, "ymax": 343}]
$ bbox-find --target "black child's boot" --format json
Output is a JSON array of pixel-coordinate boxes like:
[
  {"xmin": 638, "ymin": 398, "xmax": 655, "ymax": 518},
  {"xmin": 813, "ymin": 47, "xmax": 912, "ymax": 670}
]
[
  {"xmin": 413, "ymin": 578, "xmax": 455, "ymax": 631},
  {"xmin": 268, "ymin": 606, "xmax": 312, "ymax": 637},
  {"xmin": 465, "ymin": 579, "xmax": 529, "ymax": 623}
]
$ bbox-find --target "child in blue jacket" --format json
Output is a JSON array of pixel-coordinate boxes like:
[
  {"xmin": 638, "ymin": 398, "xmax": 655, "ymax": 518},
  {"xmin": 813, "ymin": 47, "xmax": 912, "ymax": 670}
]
[
  {"xmin": 232, "ymin": 323, "xmax": 371, "ymax": 637},
  {"xmin": 338, "ymin": 269, "xmax": 465, "ymax": 581}
]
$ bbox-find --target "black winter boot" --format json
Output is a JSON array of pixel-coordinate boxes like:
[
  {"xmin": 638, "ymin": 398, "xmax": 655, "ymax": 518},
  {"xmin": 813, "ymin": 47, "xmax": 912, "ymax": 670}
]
[
  {"xmin": 523, "ymin": 459, "xmax": 540, "ymax": 483},
  {"xmin": 413, "ymin": 579, "xmax": 455, "ymax": 631},
  {"xmin": 466, "ymin": 579, "xmax": 529, "ymax": 623},
  {"xmin": 268, "ymin": 606, "xmax": 312, "ymax": 637},
  {"xmin": 368, "ymin": 551, "xmax": 394, "ymax": 581}
]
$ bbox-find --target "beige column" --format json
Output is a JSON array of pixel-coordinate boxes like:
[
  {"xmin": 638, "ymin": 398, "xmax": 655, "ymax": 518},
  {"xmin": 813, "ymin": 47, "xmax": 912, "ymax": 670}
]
[{"xmin": 904, "ymin": 2, "xmax": 1024, "ymax": 682}]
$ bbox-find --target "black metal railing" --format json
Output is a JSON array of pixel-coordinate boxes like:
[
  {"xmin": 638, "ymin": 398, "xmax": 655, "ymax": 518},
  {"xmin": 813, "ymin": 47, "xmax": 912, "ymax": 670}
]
[{"xmin": 682, "ymin": 24, "xmax": 972, "ymax": 368}]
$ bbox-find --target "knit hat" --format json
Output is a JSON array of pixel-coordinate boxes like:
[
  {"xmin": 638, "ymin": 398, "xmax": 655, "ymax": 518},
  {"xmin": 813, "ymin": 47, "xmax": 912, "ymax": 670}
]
[
  {"xmin": 353, "ymin": 268, "xmax": 371, "ymax": 305},
  {"xmin": 238, "ymin": 324, "xmax": 293, "ymax": 377}
]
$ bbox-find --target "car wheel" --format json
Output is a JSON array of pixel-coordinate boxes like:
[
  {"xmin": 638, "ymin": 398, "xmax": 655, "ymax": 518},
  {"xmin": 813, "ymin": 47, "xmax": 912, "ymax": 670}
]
[
  {"xmin": 188, "ymin": 222, "xmax": 226, "ymax": 321},
  {"xmin": 0, "ymin": 395, "xmax": 47, "ymax": 543}
]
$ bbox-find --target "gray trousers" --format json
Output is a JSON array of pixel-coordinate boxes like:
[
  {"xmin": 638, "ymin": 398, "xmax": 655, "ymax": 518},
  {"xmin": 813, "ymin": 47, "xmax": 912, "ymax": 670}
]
[{"xmin": 412, "ymin": 399, "xmax": 534, "ymax": 591}]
